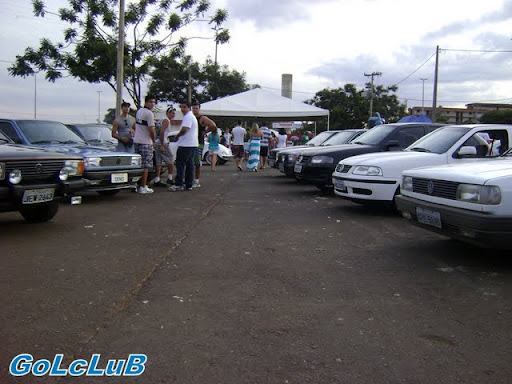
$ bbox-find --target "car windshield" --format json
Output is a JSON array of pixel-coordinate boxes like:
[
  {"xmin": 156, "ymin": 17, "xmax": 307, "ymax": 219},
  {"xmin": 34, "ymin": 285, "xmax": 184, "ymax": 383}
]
[
  {"xmin": 406, "ymin": 126, "xmax": 472, "ymax": 154},
  {"xmin": 320, "ymin": 131, "xmax": 359, "ymax": 146},
  {"xmin": 307, "ymin": 131, "xmax": 332, "ymax": 146},
  {"xmin": 17, "ymin": 120, "xmax": 87, "ymax": 145},
  {"xmin": 75, "ymin": 125, "xmax": 116, "ymax": 143},
  {"xmin": 0, "ymin": 130, "xmax": 11, "ymax": 143},
  {"xmin": 351, "ymin": 124, "xmax": 396, "ymax": 145}
]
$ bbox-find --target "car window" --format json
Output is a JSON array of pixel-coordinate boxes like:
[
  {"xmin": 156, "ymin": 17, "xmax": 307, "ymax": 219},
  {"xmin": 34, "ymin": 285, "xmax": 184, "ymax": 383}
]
[
  {"xmin": 307, "ymin": 131, "xmax": 333, "ymax": 146},
  {"xmin": 390, "ymin": 126, "xmax": 425, "ymax": 148},
  {"xmin": 462, "ymin": 130, "xmax": 509, "ymax": 157},
  {"xmin": 406, "ymin": 126, "xmax": 472, "ymax": 154},
  {"xmin": 320, "ymin": 131, "xmax": 361, "ymax": 146},
  {"xmin": 0, "ymin": 122, "xmax": 22, "ymax": 144},
  {"xmin": 16, "ymin": 120, "xmax": 86, "ymax": 144},
  {"xmin": 351, "ymin": 124, "xmax": 396, "ymax": 145}
]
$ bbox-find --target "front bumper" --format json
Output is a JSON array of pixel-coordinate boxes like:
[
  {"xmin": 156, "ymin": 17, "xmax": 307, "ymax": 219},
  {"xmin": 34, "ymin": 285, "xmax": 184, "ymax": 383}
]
[
  {"xmin": 82, "ymin": 169, "xmax": 143, "ymax": 192},
  {"xmin": 396, "ymin": 195, "xmax": 512, "ymax": 249},
  {"xmin": 278, "ymin": 161, "xmax": 296, "ymax": 176},
  {"xmin": 332, "ymin": 174, "xmax": 399, "ymax": 202},
  {"xmin": 294, "ymin": 164, "xmax": 334, "ymax": 186}
]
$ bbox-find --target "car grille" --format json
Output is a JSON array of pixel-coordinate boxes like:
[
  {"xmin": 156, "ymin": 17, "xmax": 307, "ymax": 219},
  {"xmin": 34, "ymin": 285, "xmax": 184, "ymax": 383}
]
[
  {"xmin": 3, "ymin": 160, "xmax": 65, "ymax": 181},
  {"xmin": 412, "ymin": 178, "xmax": 459, "ymax": 200},
  {"xmin": 297, "ymin": 155, "xmax": 311, "ymax": 164},
  {"xmin": 101, "ymin": 156, "xmax": 133, "ymax": 167},
  {"xmin": 335, "ymin": 164, "xmax": 352, "ymax": 173}
]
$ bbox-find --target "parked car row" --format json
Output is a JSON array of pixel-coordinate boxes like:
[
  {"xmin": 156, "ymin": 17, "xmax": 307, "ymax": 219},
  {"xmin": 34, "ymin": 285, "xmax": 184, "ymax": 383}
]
[{"xmin": 274, "ymin": 123, "xmax": 512, "ymax": 249}]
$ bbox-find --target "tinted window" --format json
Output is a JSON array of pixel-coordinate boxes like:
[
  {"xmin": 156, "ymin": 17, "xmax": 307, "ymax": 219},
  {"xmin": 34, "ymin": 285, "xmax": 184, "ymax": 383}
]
[
  {"xmin": 392, "ymin": 126, "xmax": 425, "ymax": 148},
  {"xmin": 320, "ymin": 131, "xmax": 360, "ymax": 146},
  {"xmin": 307, "ymin": 131, "xmax": 334, "ymax": 146},
  {"xmin": 0, "ymin": 122, "xmax": 22, "ymax": 143},
  {"xmin": 16, "ymin": 120, "xmax": 86, "ymax": 144},
  {"xmin": 351, "ymin": 124, "xmax": 397, "ymax": 145}
]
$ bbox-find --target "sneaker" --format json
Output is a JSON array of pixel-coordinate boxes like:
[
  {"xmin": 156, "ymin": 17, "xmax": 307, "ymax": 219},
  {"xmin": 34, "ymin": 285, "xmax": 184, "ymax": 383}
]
[
  {"xmin": 138, "ymin": 186, "xmax": 154, "ymax": 194},
  {"xmin": 192, "ymin": 180, "xmax": 201, "ymax": 188},
  {"xmin": 153, "ymin": 181, "xmax": 167, "ymax": 188},
  {"xmin": 166, "ymin": 178, "xmax": 174, "ymax": 186},
  {"xmin": 169, "ymin": 185, "xmax": 185, "ymax": 192}
]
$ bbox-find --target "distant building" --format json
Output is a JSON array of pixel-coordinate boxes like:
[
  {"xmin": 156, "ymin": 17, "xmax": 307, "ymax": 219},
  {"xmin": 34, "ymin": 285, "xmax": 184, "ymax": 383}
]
[{"xmin": 409, "ymin": 103, "xmax": 512, "ymax": 124}]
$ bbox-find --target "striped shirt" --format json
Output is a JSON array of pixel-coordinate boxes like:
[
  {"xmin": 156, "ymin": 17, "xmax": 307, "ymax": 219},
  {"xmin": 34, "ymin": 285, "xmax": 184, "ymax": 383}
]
[{"xmin": 260, "ymin": 126, "xmax": 271, "ymax": 147}]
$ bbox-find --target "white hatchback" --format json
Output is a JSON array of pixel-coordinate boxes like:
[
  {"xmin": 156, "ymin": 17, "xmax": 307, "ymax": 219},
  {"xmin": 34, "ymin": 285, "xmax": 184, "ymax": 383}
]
[{"xmin": 167, "ymin": 131, "xmax": 233, "ymax": 165}]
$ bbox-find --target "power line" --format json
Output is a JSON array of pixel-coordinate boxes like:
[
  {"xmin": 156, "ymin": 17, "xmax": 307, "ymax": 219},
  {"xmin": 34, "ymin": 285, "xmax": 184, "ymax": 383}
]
[
  {"xmin": 393, "ymin": 52, "xmax": 436, "ymax": 86},
  {"xmin": 441, "ymin": 48, "xmax": 512, "ymax": 53}
]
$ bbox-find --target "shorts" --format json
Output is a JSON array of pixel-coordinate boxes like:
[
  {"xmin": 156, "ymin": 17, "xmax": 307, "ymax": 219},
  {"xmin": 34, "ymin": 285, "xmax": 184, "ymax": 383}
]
[
  {"xmin": 209, "ymin": 149, "xmax": 219, "ymax": 155},
  {"xmin": 135, "ymin": 143, "xmax": 154, "ymax": 169},
  {"xmin": 193, "ymin": 145, "xmax": 203, "ymax": 167},
  {"xmin": 232, "ymin": 144, "xmax": 245, "ymax": 159},
  {"xmin": 154, "ymin": 142, "xmax": 174, "ymax": 165},
  {"xmin": 260, "ymin": 146, "xmax": 269, "ymax": 157}
]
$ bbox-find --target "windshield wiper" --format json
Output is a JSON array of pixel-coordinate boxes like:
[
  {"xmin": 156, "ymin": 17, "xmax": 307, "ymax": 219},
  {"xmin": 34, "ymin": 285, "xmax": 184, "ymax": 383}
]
[
  {"xmin": 32, "ymin": 140, "xmax": 54, "ymax": 144},
  {"xmin": 57, "ymin": 140, "xmax": 82, "ymax": 144},
  {"xmin": 409, "ymin": 147, "xmax": 431, "ymax": 152},
  {"xmin": 351, "ymin": 141, "xmax": 366, "ymax": 145}
]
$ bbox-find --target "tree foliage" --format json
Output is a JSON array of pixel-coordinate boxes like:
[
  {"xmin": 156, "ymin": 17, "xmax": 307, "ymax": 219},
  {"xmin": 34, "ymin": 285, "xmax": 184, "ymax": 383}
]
[
  {"xmin": 479, "ymin": 109, "xmax": 512, "ymax": 124},
  {"xmin": 8, "ymin": 0, "xmax": 229, "ymax": 108},
  {"xmin": 148, "ymin": 56, "xmax": 253, "ymax": 103},
  {"xmin": 306, "ymin": 84, "xmax": 407, "ymax": 131}
]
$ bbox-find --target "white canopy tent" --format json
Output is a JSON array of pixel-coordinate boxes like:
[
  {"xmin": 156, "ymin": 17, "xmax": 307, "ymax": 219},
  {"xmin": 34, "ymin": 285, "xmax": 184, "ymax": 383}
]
[{"xmin": 200, "ymin": 88, "xmax": 330, "ymax": 128}]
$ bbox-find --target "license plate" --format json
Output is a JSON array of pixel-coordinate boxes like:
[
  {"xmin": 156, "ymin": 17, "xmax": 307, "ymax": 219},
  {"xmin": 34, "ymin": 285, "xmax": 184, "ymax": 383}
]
[
  {"xmin": 416, "ymin": 207, "xmax": 442, "ymax": 228},
  {"xmin": 22, "ymin": 188, "xmax": 55, "ymax": 204},
  {"xmin": 111, "ymin": 173, "xmax": 128, "ymax": 183},
  {"xmin": 294, "ymin": 164, "xmax": 303, "ymax": 173},
  {"xmin": 278, "ymin": 163, "xmax": 285, "ymax": 172},
  {"xmin": 333, "ymin": 178, "xmax": 345, "ymax": 190}
]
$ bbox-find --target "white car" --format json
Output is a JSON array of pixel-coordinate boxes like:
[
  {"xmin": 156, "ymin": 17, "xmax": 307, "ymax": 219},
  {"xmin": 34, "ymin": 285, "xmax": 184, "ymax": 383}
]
[
  {"xmin": 167, "ymin": 131, "xmax": 233, "ymax": 165},
  {"xmin": 396, "ymin": 154, "xmax": 512, "ymax": 249},
  {"xmin": 332, "ymin": 124, "xmax": 511, "ymax": 206}
]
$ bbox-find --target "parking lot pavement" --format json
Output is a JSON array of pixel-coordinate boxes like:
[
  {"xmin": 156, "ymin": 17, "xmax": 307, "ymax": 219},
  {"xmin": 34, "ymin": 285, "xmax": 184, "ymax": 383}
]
[{"xmin": 1, "ymin": 164, "xmax": 512, "ymax": 383}]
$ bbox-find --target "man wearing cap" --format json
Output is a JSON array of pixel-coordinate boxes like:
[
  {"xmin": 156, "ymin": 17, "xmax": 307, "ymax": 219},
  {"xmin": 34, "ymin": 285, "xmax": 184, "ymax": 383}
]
[{"xmin": 112, "ymin": 101, "xmax": 136, "ymax": 152}]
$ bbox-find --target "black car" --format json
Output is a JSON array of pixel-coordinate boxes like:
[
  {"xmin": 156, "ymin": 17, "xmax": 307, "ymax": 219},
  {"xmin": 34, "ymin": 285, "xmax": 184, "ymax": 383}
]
[
  {"xmin": 276, "ymin": 129, "xmax": 366, "ymax": 177},
  {"xmin": 0, "ymin": 130, "xmax": 85, "ymax": 222},
  {"xmin": 294, "ymin": 123, "xmax": 444, "ymax": 191}
]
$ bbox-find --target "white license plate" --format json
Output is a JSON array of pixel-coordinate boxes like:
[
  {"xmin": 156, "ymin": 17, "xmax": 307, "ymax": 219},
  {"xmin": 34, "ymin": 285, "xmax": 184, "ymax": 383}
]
[
  {"xmin": 294, "ymin": 164, "xmax": 303, "ymax": 173},
  {"xmin": 416, "ymin": 207, "xmax": 442, "ymax": 229},
  {"xmin": 333, "ymin": 178, "xmax": 345, "ymax": 190},
  {"xmin": 111, "ymin": 173, "xmax": 128, "ymax": 183},
  {"xmin": 22, "ymin": 188, "xmax": 55, "ymax": 204}
]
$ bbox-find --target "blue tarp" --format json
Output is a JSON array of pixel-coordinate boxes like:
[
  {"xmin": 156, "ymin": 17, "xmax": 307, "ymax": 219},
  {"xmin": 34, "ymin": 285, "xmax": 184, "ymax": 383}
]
[{"xmin": 398, "ymin": 115, "xmax": 432, "ymax": 123}]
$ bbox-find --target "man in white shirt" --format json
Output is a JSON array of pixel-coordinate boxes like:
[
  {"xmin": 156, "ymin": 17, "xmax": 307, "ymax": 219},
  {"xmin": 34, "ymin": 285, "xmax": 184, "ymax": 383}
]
[
  {"xmin": 231, "ymin": 120, "xmax": 247, "ymax": 171},
  {"xmin": 134, "ymin": 95, "xmax": 157, "ymax": 194},
  {"xmin": 169, "ymin": 101, "xmax": 199, "ymax": 191}
]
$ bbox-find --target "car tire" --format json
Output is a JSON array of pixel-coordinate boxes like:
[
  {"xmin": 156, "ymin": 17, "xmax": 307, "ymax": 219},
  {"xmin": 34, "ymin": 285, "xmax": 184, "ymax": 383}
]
[
  {"xmin": 203, "ymin": 151, "xmax": 212, "ymax": 165},
  {"xmin": 19, "ymin": 202, "xmax": 59, "ymax": 223},
  {"xmin": 217, "ymin": 158, "xmax": 227, "ymax": 165},
  {"xmin": 97, "ymin": 190, "xmax": 120, "ymax": 196}
]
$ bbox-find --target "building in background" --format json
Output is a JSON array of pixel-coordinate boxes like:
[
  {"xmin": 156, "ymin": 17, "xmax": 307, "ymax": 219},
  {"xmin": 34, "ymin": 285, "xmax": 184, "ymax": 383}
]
[{"xmin": 409, "ymin": 103, "xmax": 512, "ymax": 124}]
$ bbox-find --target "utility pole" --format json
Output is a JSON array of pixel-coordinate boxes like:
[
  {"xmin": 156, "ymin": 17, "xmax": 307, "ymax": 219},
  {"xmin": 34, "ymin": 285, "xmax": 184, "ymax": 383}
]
[
  {"xmin": 115, "ymin": 0, "xmax": 125, "ymax": 115},
  {"xmin": 364, "ymin": 71, "xmax": 382, "ymax": 118},
  {"xmin": 432, "ymin": 46, "xmax": 440, "ymax": 122},
  {"xmin": 97, "ymin": 91, "xmax": 102, "ymax": 123},
  {"xmin": 420, "ymin": 78, "xmax": 428, "ymax": 114}
]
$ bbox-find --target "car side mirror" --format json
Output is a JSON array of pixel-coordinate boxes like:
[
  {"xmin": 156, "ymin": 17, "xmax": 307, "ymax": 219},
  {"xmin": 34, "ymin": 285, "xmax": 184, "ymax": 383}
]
[
  {"xmin": 385, "ymin": 140, "xmax": 401, "ymax": 150},
  {"xmin": 457, "ymin": 146, "xmax": 477, "ymax": 157}
]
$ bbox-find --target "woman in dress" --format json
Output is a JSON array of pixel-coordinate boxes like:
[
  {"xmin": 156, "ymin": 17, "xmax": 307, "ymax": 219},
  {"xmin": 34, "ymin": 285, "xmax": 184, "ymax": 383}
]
[
  {"xmin": 207, "ymin": 128, "xmax": 221, "ymax": 171},
  {"xmin": 246, "ymin": 123, "xmax": 263, "ymax": 172},
  {"xmin": 276, "ymin": 128, "xmax": 288, "ymax": 148}
]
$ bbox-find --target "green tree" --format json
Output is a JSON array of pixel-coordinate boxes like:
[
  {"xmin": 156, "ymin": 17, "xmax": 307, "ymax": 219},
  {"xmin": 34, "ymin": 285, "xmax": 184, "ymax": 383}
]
[
  {"xmin": 148, "ymin": 56, "xmax": 252, "ymax": 103},
  {"xmin": 8, "ymin": 0, "xmax": 229, "ymax": 108},
  {"xmin": 480, "ymin": 109, "xmax": 512, "ymax": 124}
]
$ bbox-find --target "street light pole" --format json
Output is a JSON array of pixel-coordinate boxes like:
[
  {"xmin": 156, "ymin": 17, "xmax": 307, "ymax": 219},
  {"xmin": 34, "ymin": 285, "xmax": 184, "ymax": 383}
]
[
  {"xmin": 34, "ymin": 72, "xmax": 37, "ymax": 119},
  {"xmin": 97, "ymin": 91, "xmax": 102, "ymax": 123},
  {"xmin": 420, "ymin": 78, "xmax": 428, "ymax": 114}
]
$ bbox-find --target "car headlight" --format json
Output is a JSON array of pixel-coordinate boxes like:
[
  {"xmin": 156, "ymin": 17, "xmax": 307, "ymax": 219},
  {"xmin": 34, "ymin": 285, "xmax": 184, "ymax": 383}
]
[
  {"xmin": 352, "ymin": 165, "xmax": 383, "ymax": 176},
  {"xmin": 59, "ymin": 168, "xmax": 69, "ymax": 181},
  {"xmin": 311, "ymin": 156, "xmax": 334, "ymax": 164},
  {"xmin": 9, "ymin": 169, "xmax": 22, "ymax": 184},
  {"xmin": 402, "ymin": 176, "xmax": 413, "ymax": 191},
  {"xmin": 131, "ymin": 156, "xmax": 142, "ymax": 166},
  {"xmin": 84, "ymin": 157, "xmax": 102, "ymax": 167},
  {"xmin": 64, "ymin": 160, "xmax": 85, "ymax": 176},
  {"xmin": 456, "ymin": 184, "xmax": 501, "ymax": 205},
  {"xmin": 288, "ymin": 154, "xmax": 298, "ymax": 161}
]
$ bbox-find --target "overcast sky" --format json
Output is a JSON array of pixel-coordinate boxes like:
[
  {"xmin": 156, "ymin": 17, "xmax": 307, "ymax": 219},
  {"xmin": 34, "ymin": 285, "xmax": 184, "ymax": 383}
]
[{"xmin": 0, "ymin": 0, "xmax": 511, "ymax": 123}]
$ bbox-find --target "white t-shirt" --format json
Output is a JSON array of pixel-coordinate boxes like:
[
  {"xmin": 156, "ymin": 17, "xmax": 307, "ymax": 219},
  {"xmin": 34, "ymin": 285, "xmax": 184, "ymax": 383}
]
[
  {"xmin": 231, "ymin": 125, "xmax": 246, "ymax": 145},
  {"xmin": 134, "ymin": 107, "xmax": 155, "ymax": 145},
  {"xmin": 277, "ymin": 134, "xmax": 288, "ymax": 148},
  {"xmin": 177, "ymin": 111, "xmax": 199, "ymax": 147}
]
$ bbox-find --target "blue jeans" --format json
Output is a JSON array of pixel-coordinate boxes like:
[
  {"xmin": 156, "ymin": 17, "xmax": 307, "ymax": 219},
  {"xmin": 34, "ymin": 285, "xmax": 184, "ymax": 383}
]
[{"xmin": 175, "ymin": 146, "xmax": 196, "ymax": 188}]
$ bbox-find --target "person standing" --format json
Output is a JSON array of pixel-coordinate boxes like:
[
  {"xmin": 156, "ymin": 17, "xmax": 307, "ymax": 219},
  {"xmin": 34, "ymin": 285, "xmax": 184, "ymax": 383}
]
[
  {"xmin": 277, "ymin": 128, "xmax": 288, "ymax": 148},
  {"xmin": 207, "ymin": 128, "xmax": 220, "ymax": 171},
  {"xmin": 112, "ymin": 102, "xmax": 136, "ymax": 153},
  {"xmin": 246, "ymin": 123, "xmax": 263, "ymax": 172},
  {"xmin": 152, "ymin": 107, "xmax": 176, "ymax": 187},
  {"xmin": 169, "ymin": 102, "xmax": 198, "ymax": 192},
  {"xmin": 231, "ymin": 120, "xmax": 247, "ymax": 171},
  {"xmin": 223, "ymin": 128, "xmax": 231, "ymax": 148},
  {"xmin": 192, "ymin": 102, "xmax": 217, "ymax": 188},
  {"xmin": 259, "ymin": 121, "xmax": 271, "ymax": 169},
  {"xmin": 134, "ymin": 95, "xmax": 157, "ymax": 194}
]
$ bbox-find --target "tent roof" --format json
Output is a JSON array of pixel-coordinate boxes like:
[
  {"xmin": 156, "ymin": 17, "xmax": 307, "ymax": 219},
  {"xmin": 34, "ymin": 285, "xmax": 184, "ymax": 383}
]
[{"xmin": 200, "ymin": 88, "xmax": 329, "ymax": 120}]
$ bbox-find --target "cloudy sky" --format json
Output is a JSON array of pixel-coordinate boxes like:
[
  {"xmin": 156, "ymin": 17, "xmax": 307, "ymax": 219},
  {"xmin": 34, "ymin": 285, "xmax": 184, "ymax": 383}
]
[{"xmin": 1, "ymin": 0, "xmax": 511, "ymax": 123}]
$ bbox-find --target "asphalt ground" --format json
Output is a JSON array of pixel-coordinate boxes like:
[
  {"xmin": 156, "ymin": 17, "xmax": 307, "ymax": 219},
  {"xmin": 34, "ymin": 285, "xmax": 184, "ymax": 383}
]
[{"xmin": 1, "ymin": 163, "xmax": 511, "ymax": 384}]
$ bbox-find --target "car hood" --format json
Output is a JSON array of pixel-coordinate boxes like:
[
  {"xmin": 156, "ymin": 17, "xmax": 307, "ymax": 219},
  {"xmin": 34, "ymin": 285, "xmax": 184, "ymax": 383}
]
[
  {"xmin": 0, "ymin": 143, "xmax": 83, "ymax": 160},
  {"xmin": 403, "ymin": 158, "xmax": 512, "ymax": 185},
  {"xmin": 299, "ymin": 143, "xmax": 380, "ymax": 159},
  {"xmin": 34, "ymin": 143, "xmax": 133, "ymax": 157}
]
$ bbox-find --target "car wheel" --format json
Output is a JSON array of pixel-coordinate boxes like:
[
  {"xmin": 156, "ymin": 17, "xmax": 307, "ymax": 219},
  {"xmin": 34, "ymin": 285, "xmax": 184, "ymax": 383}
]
[
  {"xmin": 391, "ymin": 187, "xmax": 400, "ymax": 213},
  {"xmin": 97, "ymin": 190, "xmax": 120, "ymax": 196},
  {"xmin": 19, "ymin": 202, "xmax": 59, "ymax": 223},
  {"xmin": 217, "ymin": 158, "xmax": 227, "ymax": 165},
  {"xmin": 203, "ymin": 151, "xmax": 212, "ymax": 165}
]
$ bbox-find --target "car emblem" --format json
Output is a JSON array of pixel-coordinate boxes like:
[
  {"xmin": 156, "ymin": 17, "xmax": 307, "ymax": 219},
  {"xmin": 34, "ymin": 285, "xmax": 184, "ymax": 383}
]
[
  {"xmin": 35, "ymin": 163, "xmax": 44, "ymax": 174},
  {"xmin": 116, "ymin": 158, "xmax": 121, "ymax": 165},
  {"xmin": 427, "ymin": 180, "xmax": 435, "ymax": 195}
]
